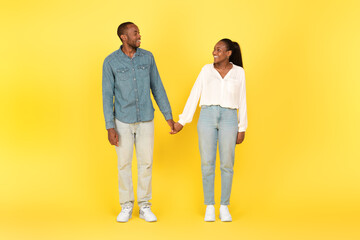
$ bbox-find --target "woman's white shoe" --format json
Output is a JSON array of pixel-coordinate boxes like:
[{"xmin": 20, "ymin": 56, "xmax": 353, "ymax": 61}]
[
  {"xmin": 204, "ymin": 205, "xmax": 215, "ymax": 222},
  {"xmin": 219, "ymin": 205, "xmax": 232, "ymax": 222}
]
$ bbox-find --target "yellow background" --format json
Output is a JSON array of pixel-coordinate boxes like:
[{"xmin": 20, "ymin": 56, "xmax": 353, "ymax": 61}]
[{"xmin": 1, "ymin": 0, "xmax": 360, "ymax": 239}]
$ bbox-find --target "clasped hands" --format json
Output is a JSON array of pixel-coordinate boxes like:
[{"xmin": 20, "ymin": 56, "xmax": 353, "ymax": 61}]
[{"xmin": 166, "ymin": 119, "xmax": 183, "ymax": 134}]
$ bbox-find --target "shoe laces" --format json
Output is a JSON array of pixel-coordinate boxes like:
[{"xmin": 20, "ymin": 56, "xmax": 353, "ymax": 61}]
[
  {"xmin": 120, "ymin": 206, "xmax": 132, "ymax": 215},
  {"xmin": 140, "ymin": 206, "xmax": 151, "ymax": 213}
]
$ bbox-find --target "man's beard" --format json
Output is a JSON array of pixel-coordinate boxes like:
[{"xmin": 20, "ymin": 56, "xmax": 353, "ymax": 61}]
[{"xmin": 129, "ymin": 41, "xmax": 139, "ymax": 49}]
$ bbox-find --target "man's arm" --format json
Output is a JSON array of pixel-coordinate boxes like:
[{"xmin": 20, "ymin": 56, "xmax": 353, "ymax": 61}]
[
  {"xmin": 102, "ymin": 59, "xmax": 119, "ymax": 146},
  {"xmin": 149, "ymin": 54, "xmax": 174, "ymax": 130}
]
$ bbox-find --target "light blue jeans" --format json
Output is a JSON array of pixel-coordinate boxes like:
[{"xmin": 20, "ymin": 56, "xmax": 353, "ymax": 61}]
[
  {"xmin": 197, "ymin": 105, "xmax": 238, "ymax": 205},
  {"xmin": 114, "ymin": 119, "xmax": 154, "ymax": 208}
]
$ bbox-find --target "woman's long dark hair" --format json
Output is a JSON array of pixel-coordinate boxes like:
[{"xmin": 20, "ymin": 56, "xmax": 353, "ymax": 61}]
[{"xmin": 220, "ymin": 38, "xmax": 243, "ymax": 68}]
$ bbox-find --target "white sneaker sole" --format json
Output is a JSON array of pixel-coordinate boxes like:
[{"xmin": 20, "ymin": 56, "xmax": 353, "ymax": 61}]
[
  {"xmin": 204, "ymin": 217, "xmax": 215, "ymax": 222},
  {"xmin": 219, "ymin": 214, "xmax": 232, "ymax": 222},
  {"xmin": 117, "ymin": 215, "xmax": 132, "ymax": 223},
  {"xmin": 140, "ymin": 214, "xmax": 157, "ymax": 222}
]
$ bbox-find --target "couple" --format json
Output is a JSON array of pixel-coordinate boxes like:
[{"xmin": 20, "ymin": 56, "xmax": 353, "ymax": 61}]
[{"xmin": 102, "ymin": 22, "xmax": 247, "ymax": 223}]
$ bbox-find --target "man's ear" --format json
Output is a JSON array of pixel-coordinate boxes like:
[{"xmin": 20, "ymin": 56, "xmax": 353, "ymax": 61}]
[{"xmin": 120, "ymin": 34, "xmax": 127, "ymax": 42}]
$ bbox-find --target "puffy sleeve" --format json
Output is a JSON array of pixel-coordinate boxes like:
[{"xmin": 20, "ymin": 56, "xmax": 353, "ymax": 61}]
[{"xmin": 178, "ymin": 67, "xmax": 205, "ymax": 126}]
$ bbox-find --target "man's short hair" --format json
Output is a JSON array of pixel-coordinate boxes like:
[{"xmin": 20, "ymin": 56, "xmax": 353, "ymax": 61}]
[{"xmin": 117, "ymin": 22, "xmax": 134, "ymax": 42}]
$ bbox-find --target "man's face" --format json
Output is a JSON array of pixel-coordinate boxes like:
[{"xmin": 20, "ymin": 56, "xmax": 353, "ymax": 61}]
[{"xmin": 123, "ymin": 24, "xmax": 141, "ymax": 48}]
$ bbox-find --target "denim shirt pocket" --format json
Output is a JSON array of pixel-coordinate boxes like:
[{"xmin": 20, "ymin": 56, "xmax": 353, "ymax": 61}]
[
  {"xmin": 116, "ymin": 67, "xmax": 130, "ymax": 81},
  {"xmin": 137, "ymin": 64, "xmax": 150, "ymax": 70},
  {"xmin": 137, "ymin": 64, "xmax": 150, "ymax": 77}
]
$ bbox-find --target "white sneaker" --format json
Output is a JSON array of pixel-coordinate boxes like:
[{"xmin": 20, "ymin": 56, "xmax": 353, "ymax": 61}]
[
  {"xmin": 116, "ymin": 205, "xmax": 133, "ymax": 222},
  {"xmin": 139, "ymin": 206, "xmax": 157, "ymax": 222},
  {"xmin": 219, "ymin": 205, "xmax": 232, "ymax": 222},
  {"xmin": 204, "ymin": 205, "xmax": 215, "ymax": 222}
]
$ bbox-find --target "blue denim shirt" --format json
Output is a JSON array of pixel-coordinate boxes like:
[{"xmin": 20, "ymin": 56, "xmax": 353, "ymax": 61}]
[{"xmin": 102, "ymin": 47, "xmax": 172, "ymax": 129}]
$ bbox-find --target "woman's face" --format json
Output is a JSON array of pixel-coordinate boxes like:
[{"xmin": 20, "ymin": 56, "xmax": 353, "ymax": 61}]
[{"xmin": 212, "ymin": 41, "xmax": 231, "ymax": 64}]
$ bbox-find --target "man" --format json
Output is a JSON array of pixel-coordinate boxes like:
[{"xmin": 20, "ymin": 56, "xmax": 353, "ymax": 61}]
[{"xmin": 102, "ymin": 22, "xmax": 174, "ymax": 222}]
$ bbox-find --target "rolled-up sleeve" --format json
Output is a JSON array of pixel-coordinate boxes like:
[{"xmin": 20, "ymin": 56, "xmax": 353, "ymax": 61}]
[{"xmin": 102, "ymin": 59, "xmax": 115, "ymax": 129}]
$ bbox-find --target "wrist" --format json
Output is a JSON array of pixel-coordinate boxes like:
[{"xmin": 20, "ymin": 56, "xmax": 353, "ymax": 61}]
[{"xmin": 178, "ymin": 119, "xmax": 185, "ymax": 126}]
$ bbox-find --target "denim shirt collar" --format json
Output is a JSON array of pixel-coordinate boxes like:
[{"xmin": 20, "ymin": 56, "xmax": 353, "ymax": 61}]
[{"xmin": 117, "ymin": 45, "xmax": 142, "ymax": 59}]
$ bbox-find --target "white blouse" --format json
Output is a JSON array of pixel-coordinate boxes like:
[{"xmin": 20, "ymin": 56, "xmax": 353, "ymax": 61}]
[{"xmin": 178, "ymin": 63, "xmax": 248, "ymax": 132}]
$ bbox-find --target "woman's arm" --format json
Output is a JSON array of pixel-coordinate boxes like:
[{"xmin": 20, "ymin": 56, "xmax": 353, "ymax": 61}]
[
  {"xmin": 237, "ymin": 69, "xmax": 247, "ymax": 143},
  {"xmin": 179, "ymin": 68, "xmax": 204, "ymax": 124},
  {"xmin": 172, "ymin": 67, "xmax": 205, "ymax": 134}
]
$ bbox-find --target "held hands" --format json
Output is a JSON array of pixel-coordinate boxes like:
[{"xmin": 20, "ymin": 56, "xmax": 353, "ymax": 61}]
[
  {"xmin": 167, "ymin": 119, "xmax": 183, "ymax": 134},
  {"xmin": 170, "ymin": 122, "xmax": 183, "ymax": 134},
  {"xmin": 107, "ymin": 128, "xmax": 119, "ymax": 147},
  {"xmin": 167, "ymin": 119, "xmax": 175, "ymax": 134}
]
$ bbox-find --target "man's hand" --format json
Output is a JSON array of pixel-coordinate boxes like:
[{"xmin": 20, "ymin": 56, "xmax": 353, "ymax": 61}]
[
  {"xmin": 236, "ymin": 131, "xmax": 245, "ymax": 144},
  {"xmin": 167, "ymin": 119, "xmax": 175, "ymax": 133},
  {"xmin": 171, "ymin": 122, "xmax": 183, "ymax": 134},
  {"xmin": 107, "ymin": 128, "xmax": 119, "ymax": 147}
]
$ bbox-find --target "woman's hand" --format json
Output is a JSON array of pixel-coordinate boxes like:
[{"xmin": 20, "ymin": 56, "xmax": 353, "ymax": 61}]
[{"xmin": 236, "ymin": 132, "xmax": 245, "ymax": 144}]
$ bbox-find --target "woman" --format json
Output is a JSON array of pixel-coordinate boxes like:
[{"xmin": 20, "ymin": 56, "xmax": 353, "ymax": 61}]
[{"xmin": 172, "ymin": 39, "xmax": 247, "ymax": 222}]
